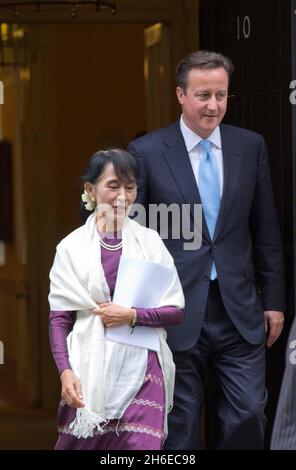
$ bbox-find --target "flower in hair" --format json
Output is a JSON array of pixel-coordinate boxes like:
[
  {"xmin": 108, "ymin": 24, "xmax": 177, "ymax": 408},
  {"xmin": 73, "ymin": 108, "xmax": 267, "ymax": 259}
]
[{"xmin": 81, "ymin": 191, "xmax": 96, "ymax": 211}]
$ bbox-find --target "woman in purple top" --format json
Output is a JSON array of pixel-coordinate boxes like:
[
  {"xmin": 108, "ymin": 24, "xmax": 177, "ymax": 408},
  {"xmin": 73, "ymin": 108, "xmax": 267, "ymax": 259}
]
[{"xmin": 49, "ymin": 149, "xmax": 184, "ymax": 450}]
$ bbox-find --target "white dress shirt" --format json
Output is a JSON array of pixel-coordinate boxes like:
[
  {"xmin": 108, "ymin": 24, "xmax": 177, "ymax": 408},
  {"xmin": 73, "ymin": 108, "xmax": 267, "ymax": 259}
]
[{"xmin": 180, "ymin": 116, "xmax": 224, "ymax": 197}]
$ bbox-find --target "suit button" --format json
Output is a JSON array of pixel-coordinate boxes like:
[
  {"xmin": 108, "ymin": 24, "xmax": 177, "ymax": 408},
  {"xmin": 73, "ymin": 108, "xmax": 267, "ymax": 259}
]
[
  {"xmin": 203, "ymin": 275, "xmax": 210, "ymax": 281},
  {"xmin": 212, "ymin": 244, "xmax": 216, "ymax": 249}
]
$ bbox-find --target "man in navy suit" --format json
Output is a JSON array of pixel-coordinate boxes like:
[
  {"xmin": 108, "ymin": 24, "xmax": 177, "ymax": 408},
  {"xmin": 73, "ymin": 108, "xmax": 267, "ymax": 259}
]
[{"xmin": 128, "ymin": 50, "xmax": 285, "ymax": 449}]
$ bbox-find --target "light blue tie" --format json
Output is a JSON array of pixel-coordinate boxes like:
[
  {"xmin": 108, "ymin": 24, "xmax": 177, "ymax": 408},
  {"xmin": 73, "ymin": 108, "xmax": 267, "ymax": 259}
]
[{"xmin": 198, "ymin": 139, "xmax": 221, "ymax": 279}]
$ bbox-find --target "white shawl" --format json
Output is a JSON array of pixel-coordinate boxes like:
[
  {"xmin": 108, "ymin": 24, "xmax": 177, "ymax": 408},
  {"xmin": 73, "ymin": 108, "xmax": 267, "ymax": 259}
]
[{"xmin": 48, "ymin": 213, "xmax": 184, "ymax": 439}]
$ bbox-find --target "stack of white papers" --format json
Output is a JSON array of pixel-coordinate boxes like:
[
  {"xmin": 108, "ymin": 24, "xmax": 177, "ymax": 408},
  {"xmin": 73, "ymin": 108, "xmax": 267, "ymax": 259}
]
[{"xmin": 106, "ymin": 256, "xmax": 174, "ymax": 351}]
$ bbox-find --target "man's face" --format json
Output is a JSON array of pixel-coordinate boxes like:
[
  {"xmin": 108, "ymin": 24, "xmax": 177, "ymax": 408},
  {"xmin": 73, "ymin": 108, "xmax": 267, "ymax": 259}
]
[{"xmin": 176, "ymin": 67, "xmax": 229, "ymax": 138}]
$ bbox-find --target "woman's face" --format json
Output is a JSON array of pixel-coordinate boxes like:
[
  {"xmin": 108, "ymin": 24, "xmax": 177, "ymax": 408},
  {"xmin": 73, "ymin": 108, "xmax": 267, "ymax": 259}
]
[{"xmin": 85, "ymin": 162, "xmax": 137, "ymax": 227}]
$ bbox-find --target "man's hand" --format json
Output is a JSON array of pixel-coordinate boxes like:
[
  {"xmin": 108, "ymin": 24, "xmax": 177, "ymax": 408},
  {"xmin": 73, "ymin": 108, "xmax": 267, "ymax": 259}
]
[
  {"xmin": 92, "ymin": 302, "xmax": 134, "ymax": 328},
  {"xmin": 264, "ymin": 311, "xmax": 284, "ymax": 348},
  {"xmin": 60, "ymin": 369, "xmax": 84, "ymax": 408}
]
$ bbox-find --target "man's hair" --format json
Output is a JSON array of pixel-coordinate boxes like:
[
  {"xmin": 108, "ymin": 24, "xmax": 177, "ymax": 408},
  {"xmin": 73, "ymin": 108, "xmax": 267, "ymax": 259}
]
[{"xmin": 176, "ymin": 50, "xmax": 234, "ymax": 91}]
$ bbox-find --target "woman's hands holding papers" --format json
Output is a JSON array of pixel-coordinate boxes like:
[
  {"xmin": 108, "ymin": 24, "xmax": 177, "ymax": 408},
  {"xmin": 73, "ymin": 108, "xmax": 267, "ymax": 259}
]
[{"xmin": 93, "ymin": 302, "xmax": 135, "ymax": 328}]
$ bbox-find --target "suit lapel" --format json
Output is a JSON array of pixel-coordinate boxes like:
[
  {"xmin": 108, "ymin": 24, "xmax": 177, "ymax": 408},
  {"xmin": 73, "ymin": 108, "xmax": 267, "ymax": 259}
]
[
  {"xmin": 162, "ymin": 122, "xmax": 211, "ymax": 241},
  {"xmin": 213, "ymin": 124, "xmax": 242, "ymax": 240}
]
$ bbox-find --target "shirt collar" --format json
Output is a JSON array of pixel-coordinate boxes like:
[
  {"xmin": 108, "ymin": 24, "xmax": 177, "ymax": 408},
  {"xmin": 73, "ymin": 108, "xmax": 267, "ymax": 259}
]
[{"xmin": 180, "ymin": 115, "xmax": 222, "ymax": 152}]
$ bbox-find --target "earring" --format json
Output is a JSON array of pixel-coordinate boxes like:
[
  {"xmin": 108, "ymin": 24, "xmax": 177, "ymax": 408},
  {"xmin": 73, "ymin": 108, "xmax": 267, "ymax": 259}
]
[{"xmin": 81, "ymin": 191, "xmax": 96, "ymax": 211}]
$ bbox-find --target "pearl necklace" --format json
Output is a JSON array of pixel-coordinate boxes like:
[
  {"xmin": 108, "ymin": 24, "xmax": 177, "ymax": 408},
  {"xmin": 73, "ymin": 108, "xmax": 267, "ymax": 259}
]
[{"xmin": 99, "ymin": 236, "xmax": 122, "ymax": 251}]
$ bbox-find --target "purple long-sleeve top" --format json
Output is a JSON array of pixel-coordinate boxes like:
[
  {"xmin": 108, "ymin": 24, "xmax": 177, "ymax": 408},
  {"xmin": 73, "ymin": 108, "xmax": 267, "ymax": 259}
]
[{"xmin": 49, "ymin": 234, "xmax": 184, "ymax": 375}]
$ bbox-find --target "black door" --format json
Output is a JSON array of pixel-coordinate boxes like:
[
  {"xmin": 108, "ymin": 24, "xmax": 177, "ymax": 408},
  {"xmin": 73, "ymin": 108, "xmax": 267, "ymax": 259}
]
[
  {"xmin": 200, "ymin": 0, "xmax": 244, "ymax": 126},
  {"xmin": 200, "ymin": 0, "xmax": 295, "ymax": 448}
]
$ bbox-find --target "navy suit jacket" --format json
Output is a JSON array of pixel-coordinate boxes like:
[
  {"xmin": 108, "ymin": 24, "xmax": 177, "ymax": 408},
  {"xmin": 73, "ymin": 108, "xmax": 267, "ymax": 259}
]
[{"xmin": 128, "ymin": 121, "xmax": 286, "ymax": 351}]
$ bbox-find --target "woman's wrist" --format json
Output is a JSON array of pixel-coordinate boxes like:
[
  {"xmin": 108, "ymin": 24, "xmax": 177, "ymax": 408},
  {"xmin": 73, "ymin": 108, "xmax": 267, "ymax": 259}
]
[
  {"xmin": 129, "ymin": 308, "xmax": 137, "ymax": 327},
  {"xmin": 60, "ymin": 368, "xmax": 73, "ymax": 380}
]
